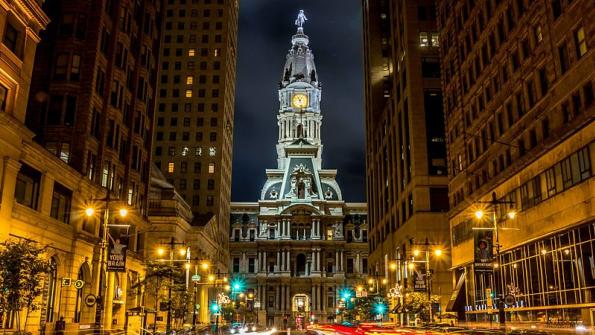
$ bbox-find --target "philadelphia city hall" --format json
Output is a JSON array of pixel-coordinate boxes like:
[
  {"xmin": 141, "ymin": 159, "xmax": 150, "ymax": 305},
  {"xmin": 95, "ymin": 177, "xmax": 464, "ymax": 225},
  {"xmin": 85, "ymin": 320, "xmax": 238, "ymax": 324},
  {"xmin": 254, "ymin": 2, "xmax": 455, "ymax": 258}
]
[{"xmin": 229, "ymin": 12, "xmax": 369, "ymax": 328}]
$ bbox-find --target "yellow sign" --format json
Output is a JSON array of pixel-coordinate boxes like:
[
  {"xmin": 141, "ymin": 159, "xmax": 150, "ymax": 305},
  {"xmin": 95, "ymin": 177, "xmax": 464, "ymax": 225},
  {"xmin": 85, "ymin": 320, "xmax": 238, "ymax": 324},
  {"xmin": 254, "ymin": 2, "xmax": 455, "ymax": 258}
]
[{"xmin": 74, "ymin": 279, "xmax": 85, "ymax": 289}]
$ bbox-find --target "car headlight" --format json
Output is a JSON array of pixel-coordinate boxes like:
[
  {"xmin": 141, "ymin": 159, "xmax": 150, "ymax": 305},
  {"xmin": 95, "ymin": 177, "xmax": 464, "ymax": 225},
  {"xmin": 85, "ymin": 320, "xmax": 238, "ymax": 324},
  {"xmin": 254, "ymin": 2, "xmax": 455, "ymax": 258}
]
[
  {"xmin": 252, "ymin": 326, "xmax": 257, "ymax": 332},
  {"xmin": 231, "ymin": 329, "xmax": 236, "ymax": 334}
]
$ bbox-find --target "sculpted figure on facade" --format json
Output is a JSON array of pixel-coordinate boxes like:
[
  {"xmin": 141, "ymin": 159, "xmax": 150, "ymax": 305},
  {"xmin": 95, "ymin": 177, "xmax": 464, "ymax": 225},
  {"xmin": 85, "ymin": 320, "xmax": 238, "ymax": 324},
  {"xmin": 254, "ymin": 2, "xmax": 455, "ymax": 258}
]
[{"xmin": 333, "ymin": 221, "xmax": 343, "ymax": 239}]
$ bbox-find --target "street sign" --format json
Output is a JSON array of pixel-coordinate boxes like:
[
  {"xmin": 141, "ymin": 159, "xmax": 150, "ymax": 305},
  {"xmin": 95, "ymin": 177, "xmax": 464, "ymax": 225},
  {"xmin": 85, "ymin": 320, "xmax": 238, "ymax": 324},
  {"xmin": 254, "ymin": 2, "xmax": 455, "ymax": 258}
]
[
  {"xmin": 61, "ymin": 278, "xmax": 71, "ymax": 287},
  {"xmin": 192, "ymin": 274, "xmax": 201, "ymax": 282},
  {"xmin": 486, "ymin": 288, "xmax": 493, "ymax": 307},
  {"xmin": 85, "ymin": 294, "xmax": 97, "ymax": 307},
  {"xmin": 74, "ymin": 280, "xmax": 85, "ymax": 289}
]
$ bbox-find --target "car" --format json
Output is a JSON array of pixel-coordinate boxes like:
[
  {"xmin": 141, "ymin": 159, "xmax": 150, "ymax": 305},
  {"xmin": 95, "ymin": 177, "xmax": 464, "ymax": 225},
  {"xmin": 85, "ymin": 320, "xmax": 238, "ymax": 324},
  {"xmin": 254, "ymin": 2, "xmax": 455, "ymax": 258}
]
[{"xmin": 230, "ymin": 323, "xmax": 244, "ymax": 334}]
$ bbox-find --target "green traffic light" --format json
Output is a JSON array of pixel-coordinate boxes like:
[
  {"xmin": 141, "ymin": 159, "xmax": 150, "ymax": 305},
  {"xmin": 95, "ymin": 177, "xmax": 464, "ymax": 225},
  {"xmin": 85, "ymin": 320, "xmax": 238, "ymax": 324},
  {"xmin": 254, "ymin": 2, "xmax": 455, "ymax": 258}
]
[
  {"xmin": 210, "ymin": 303, "xmax": 220, "ymax": 312},
  {"xmin": 230, "ymin": 277, "xmax": 245, "ymax": 292},
  {"xmin": 374, "ymin": 303, "xmax": 387, "ymax": 314}
]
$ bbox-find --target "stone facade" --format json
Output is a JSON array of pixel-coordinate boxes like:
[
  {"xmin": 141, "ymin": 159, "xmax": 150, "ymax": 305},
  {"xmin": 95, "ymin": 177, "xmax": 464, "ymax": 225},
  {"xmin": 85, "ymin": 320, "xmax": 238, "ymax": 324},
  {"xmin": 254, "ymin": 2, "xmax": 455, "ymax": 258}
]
[
  {"xmin": 438, "ymin": 0, "xmax": 595, "ymax": 324},
  {"xmin": 229, "ymin": 18, "xmax": 368, "ymax": 329}
]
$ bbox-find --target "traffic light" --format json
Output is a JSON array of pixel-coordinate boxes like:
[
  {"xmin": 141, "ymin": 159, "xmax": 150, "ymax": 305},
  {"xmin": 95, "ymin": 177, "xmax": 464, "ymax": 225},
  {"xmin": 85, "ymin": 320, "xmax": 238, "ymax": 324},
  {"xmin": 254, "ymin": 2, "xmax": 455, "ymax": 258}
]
[
  {"xmin": 210, "ymin": 302, "xmax": 220, "ymax": 313},
  {"xmin": 230, "ymin": 277, "xmax": 245, "ymax": 293},
  {"xmin": 374, "ymin": 302, "xmax": 387, "ymax": 315}
]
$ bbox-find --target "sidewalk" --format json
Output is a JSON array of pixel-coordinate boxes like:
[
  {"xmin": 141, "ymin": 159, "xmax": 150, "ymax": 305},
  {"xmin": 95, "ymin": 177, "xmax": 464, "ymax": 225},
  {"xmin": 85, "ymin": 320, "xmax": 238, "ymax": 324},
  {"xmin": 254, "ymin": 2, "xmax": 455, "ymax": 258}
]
[{"xmin": 457, "ymin": 321, "xmax": 592, "ymax": 334}]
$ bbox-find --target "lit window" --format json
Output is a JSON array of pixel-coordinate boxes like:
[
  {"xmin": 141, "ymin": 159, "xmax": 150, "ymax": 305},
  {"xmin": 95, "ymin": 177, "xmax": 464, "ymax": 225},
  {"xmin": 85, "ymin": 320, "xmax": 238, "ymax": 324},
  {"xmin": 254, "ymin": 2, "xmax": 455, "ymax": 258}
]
[
  {"xmin": 534, "ymin": 26, "xmax": 543, "ymax": 43},
  {"xmin": 208, "ymin": 163, "xmax": 215, "ymax": 174},
  {"xmin": 209, "ymin": 147, "xmax": 216, "ymax": 156},
  {"xmin": 59, "ymin": 143, "xmax": 70, "ymax": 163},
  {"xmin": 214, "ymin": 48, "xmax": 220, "ymax": 57},
  {"xmin": 185, "ymin": 89, "xmax": 192, "ymax": 98},
  {"xmin": 419, "ymin": 32, "xmax": 429, "ymax": 47},
  {"xmin": 575, "ymin": 27, "xmax": 587, "ymax": 58},
  {"xmin": 168, "ymin": 162, "xmax": 174, "ymax": 173},
  {"xmin": 181, "ymin": 147, "xmax": 189, "ymax": 156},
  {"xmin": 431, "ymin": 33, "xmax": 439, "ymax": 47},
  {"xmin": 188, "ymin": 48, "xmax": 195, "ymax": 56},
  {"xmin": 186, "ymin": 75, "xmax": 194, "ymax": 85},
  {"xmin": 195, "ymin": 147, "xmax": 202, "ymax": 156}
]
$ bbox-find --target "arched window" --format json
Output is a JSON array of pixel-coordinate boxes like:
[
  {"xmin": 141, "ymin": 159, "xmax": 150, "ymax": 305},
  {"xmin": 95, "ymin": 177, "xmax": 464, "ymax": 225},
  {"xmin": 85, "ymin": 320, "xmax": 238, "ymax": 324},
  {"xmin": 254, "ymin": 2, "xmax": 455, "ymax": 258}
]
[
  {"xmin": 45, "ymin": 258, "xmax": 58, "ymax": 322},
  {"xmin": 297, "ymin": 124, "xmax": 304, "ymax": 138},
  {"xmin": 297, "ymin": 182, "xmax": 305, "ymax": 199}
]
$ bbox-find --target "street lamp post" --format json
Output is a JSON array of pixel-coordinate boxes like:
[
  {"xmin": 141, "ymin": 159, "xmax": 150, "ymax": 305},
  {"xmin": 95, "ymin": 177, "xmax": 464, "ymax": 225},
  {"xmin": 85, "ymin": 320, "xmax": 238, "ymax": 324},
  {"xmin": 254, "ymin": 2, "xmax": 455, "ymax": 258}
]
[
  {"xmin": 410, "ymin": 239, "xmax": 442, "ymax": 323},
  {"xmin": 474, "ymin": 192, "xmax": 516, "ymax": 327},
  {"xmin": 85, "ymin": 195, "xmax": 129, "ymax": 335},
  {"xmin": 156, "ymin": 238, "xmax": 189, "ymax": 335}
]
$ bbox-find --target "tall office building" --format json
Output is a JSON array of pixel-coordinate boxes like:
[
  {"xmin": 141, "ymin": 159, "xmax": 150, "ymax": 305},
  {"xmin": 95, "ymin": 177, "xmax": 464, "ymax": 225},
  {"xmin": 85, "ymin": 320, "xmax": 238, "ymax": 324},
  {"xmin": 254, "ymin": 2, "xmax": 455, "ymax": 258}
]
[
  {"xmin": 363, "ymin": 0, "xmax": 451, "ymax": 314},
  {"xmin": 438, "ymin": 0, "xmax": 594, "ymax": 324},
  {"xmin": 26, "ymin": 0, "xmax": 162, "ymax": 217},
  {"xmin": 153, "ymin": 0, "xmax": 239, "ymax": 258}
]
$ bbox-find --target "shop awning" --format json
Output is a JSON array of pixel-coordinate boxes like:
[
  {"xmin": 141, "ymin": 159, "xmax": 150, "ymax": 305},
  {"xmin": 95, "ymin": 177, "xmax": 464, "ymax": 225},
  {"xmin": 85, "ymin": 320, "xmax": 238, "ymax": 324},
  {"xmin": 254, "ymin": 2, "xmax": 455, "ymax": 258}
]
[{"xmin": 446, "ymin": 272, "xmax": 466, "ymax": 312}]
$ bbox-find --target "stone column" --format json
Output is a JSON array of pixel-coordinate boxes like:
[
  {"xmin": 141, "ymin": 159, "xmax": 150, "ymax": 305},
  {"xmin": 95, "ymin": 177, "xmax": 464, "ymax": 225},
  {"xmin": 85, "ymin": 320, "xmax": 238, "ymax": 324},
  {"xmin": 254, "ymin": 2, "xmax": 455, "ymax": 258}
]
[
  {"xmin": 242, "ymin": 252, "xmax": 247, "ymax": 272},
  {"xmin": 0, "ymin": 158, "xmax": 21, "ymax": 234},
  {"xmin": 340, "ymin": 250, "xmax": 344, "ymax": 272},
  {"xmin": 281, "ymin": 250, "xmax": 285, "ymax": 271},
  {"xmin": 356, "ymin": 253, "xmax": 360, "ymax": 273},
  {"xmin": 276, "ymin": 285, "xmax": 281, "ymax": 309},
  {"xmin": 286, "ymin": 250, "xmax": 290, "ymax": 272},
  {"xmin": 277, "ymin": 251, "xmax": 281, "ymax": 271},
  {"xmin": 317, "ymin": 250, "xmax": 321, "ymax": 272},
  {"xmin": 311, "ymin": 285, "xmax": 317, "ymax": 311}
]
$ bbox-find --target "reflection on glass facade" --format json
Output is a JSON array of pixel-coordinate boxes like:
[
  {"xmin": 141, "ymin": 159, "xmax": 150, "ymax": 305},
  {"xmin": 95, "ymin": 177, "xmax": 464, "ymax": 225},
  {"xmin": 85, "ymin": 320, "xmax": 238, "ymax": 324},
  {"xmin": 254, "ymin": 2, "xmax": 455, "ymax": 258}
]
[{"xmin": 465, "ymin": 221, "xmax": 595, "ymax": 322}]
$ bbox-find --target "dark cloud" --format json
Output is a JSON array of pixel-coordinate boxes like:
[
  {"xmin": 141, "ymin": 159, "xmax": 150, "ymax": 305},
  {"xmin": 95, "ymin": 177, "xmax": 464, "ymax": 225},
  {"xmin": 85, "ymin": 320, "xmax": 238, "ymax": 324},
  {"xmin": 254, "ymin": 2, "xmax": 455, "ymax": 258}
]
[{"xmin": 231, "ymin": 0, "xmax": 365, "ymax": 202}]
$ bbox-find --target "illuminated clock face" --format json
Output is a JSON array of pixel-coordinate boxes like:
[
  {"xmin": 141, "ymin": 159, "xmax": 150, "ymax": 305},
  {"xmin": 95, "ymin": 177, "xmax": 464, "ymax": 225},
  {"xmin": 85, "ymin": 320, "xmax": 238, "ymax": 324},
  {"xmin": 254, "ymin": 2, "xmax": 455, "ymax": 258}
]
[{"xmin": 292, "ymin": 94, "xmax": 308, "ymax": 108}]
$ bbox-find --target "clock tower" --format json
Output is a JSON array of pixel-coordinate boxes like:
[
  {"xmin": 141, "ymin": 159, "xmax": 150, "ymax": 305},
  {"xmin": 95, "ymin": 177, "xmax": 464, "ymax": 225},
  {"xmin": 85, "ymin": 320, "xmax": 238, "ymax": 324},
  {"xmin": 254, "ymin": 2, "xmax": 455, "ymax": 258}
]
[
  {"xmin": 275, "ymin": 22, "xmax": 323, "ymax": 170},
  {"xmin": 229, "ymin": 12, "xmax": 368, "ymax": 329}
]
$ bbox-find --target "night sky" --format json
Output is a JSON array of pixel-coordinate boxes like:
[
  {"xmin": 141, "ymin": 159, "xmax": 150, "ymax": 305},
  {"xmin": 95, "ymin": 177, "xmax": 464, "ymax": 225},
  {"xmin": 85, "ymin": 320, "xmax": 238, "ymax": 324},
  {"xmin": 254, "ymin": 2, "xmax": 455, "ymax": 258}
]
[{"xmin": 231, "ymin": 0, "xmax": 365, "ymax": 202}]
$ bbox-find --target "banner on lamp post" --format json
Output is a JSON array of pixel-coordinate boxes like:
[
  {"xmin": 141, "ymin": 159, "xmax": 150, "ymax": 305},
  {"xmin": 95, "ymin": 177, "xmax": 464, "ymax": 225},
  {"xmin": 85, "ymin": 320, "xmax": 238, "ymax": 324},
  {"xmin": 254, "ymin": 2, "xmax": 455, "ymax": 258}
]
[
  {"xmin": 107, "ymin": 228, "xmax": 128, "ymax": 272},
  {"xmin": 413, "ymin": 265, "xmax": 426, "ymax": 292},
  {"xmin": 474, "ymin": 230, "xmax": 494, "ymax": 273}
]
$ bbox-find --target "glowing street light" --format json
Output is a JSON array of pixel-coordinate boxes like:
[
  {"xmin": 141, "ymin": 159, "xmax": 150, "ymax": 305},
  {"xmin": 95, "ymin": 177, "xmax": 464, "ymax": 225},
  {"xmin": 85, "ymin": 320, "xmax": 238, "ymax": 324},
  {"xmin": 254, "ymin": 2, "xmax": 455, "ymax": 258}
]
[
  {"xmin": 434, "ymin": 249, "xmax": 443, "ymax": 257},
  {"xmin": 119, "ymin": 208, "xmax": 128, "ymax": 217},
  {"xmin": 474, "ymin": 210, "xmax": 485, "ymax": 219},
  {"xmin": 413, "ymin": 249, "xmax": 420, "ymax": 257},
  {"xmin": 201, "ymin": 262, "xmax": 210, "ymax": 270},
  {"xmin": 85, "ymin": 207, "xmax": 95, "ymax": 217}
]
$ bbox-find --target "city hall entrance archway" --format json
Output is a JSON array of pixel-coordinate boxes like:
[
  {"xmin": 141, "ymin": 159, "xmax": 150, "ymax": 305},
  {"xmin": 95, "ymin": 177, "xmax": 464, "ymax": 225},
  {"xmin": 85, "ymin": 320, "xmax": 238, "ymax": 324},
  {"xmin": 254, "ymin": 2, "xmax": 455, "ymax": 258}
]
[{"xmin": 292, "ymin": 294, "xmax": 310, "ymax": 330}]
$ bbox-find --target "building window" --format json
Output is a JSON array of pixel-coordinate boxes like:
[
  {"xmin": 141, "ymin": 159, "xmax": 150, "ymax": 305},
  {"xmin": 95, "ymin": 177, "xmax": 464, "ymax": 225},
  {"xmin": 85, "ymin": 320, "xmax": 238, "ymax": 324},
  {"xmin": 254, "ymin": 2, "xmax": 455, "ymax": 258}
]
[
  {"xmin": 168, "ymin": 162, "xmax": 174, "ymax": 173},
  {"xmin": 233, "ymin": 258, "xmax": 240, "ymax": 273},
  {"xmin": 50, "ymin": 182, "xmax": 72, "ymax": 223},
  {"xmin": 186, "ymin": 76, "xmax": 193, "ymax": 85},
  {"xmin": 14, "ymin": 163, "xmax": 41, "ymax": 210},
  {"xmin": 558, "ymin": 43, "xmax": 569, "ymax": 74},
  {"xmin": 575, "ymin": 27, "xmax": 587, "ymax": 58},
  {"xmin": 185, "ymin": 89, "xmax": 192, "ymax": 98},
  {"xmin": 188, "ymin": 48, "xmax": 195, "ymax": 56},
  {"xmin": 3, "ymin": 20, "xmax": 21, "ymax": 56},
  {"xmin": 431, "ymin": 33, "xmax": 439, "ymax": 47},
  {"xmin": 208, "ymin": 163, "xmax": 215, "ymax": 173},
  {"xmin": 419, "ymin": 32, "xmax": 429, "ymax": 47},
  {"xmin": 248, "ymin": 258, "xmax": 255, "ymax": 273},
  {"xmin": 207, "ymin": 196, "xmax": 214, "ymax": 206},
  {"xmin": 0, "ymin": 83, "xmax": 8, "ymax": 112}
]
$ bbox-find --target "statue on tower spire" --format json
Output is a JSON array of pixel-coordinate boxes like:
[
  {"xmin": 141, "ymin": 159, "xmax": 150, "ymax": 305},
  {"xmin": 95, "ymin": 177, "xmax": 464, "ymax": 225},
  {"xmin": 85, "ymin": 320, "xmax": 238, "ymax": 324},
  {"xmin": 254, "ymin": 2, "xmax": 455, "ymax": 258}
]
[{"xmin": 295, "ymin": 10, "xmax": 307, "ymax": 28}]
